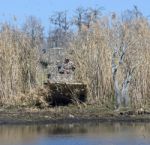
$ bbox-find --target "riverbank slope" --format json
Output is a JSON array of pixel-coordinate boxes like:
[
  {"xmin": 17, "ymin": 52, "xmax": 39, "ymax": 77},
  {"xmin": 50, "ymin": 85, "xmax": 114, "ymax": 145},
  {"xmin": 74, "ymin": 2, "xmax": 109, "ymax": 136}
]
[{"xmin": 0, "ymin": 105, "xmax": 150, "ymax": 125}]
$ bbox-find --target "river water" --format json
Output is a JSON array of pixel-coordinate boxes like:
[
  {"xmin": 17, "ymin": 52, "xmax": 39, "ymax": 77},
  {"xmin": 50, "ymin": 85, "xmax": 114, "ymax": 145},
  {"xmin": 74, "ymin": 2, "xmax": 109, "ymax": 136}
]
[{"xmin": 0, "ymin": 122, "xmax": 150, "ymax": 145}]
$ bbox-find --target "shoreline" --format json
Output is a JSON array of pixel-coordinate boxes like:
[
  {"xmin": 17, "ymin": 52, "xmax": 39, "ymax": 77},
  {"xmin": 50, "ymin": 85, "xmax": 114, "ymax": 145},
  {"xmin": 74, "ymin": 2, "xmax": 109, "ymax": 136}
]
[{"xmin": 0, "ymin": 109, "xmax": 150, "ymax": 125}]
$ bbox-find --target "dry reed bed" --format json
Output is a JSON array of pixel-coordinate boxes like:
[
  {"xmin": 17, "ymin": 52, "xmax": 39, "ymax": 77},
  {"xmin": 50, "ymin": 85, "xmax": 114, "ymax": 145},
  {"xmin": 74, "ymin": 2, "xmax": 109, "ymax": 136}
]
[
  {"xmin": 69, "ymin": 17, "xmax": 150, "ymax": 109},
  {"xmin": 0, "ymin": 25, "xmax": 41, "ymax": 107},
  {"xmin": 0, "ymin": 16, "xmax": 149, "ymax": 109}
]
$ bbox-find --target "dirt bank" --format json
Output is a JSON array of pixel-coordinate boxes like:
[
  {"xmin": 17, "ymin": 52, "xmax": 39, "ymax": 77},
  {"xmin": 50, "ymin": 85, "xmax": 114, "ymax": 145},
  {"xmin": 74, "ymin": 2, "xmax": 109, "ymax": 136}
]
[{"xmin": 0, "ymin": 105, "xmax": 150, "ymax": 125}]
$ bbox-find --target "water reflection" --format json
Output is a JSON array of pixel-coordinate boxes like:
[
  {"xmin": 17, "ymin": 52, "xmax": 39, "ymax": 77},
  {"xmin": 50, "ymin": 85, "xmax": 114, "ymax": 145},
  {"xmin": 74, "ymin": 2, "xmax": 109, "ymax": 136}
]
[{"xmin": 0, "ymin": 122, "xmax": 150, "ymax": 145}]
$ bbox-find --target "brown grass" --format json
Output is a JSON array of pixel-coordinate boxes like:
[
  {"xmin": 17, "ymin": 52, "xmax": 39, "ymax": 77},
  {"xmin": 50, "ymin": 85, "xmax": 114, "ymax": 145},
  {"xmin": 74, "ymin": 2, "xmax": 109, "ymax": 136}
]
[
  {"xmin": 69, "ymin": 20, "xmax": 113, "ymax": 107},
  {"xmin": 0, "ymin": 24, "xmax": 40, "ymax": 106},
  {"xmin": 0, "ymin": 14, "xmax": 149, "ymax": 109},
  {"xmin": 69, "ymin": 16, "xmax": 150, "ymax": 109}
]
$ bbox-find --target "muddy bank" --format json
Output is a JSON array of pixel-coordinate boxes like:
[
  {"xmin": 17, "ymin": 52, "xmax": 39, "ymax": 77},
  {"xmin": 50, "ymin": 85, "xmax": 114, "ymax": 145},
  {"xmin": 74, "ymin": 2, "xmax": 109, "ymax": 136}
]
[{"xmin": 0, "ymin": 105, "xmax": 150, "ymax": 125}]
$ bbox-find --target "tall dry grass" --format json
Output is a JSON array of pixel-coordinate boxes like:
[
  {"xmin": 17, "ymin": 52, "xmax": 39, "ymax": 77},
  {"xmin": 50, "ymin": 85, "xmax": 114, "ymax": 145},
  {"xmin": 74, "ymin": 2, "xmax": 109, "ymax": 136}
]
[
  {"xmin": 127, "ymin": 19, "xmax": 150, "ymax": 108},
  {"xmin": 0, "ymin": 14, "xmax": 149, "ymax": 109},
  {"xmin": 69, "ymin": 20, "xmax": 113, "ymax": 107},
  {"xmin": 69, "ymin": 16, "xmax": 150, "ymax": 109},
  {"xmin": 0, "ymin": 24, "xmax": 40, "ymax": 106}
]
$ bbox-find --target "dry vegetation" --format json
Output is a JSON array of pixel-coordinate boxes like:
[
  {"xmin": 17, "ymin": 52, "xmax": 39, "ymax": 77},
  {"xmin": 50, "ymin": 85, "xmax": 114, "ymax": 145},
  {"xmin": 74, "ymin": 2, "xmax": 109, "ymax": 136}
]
[
  {"xmin": 69, "ymin": 21, "xmax": 113, "ymax": 107},
  {"xmin": 69, "ymin": 15, "xmax": 150, "ymax": 109},
  {"xmin": 0, "ymin": 8, "xmax": 149, "ymax": 110},
  {"xmin": 0, "ymin": 24, "xmax": 47, "ymax": 108}
]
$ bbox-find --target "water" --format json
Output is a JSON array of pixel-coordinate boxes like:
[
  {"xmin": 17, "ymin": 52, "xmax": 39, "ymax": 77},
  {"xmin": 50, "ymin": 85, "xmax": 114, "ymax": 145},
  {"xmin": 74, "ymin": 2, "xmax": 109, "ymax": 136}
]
[{"xmin": 0, "ymin": 122, "xmax": 150, "ymax": 145}]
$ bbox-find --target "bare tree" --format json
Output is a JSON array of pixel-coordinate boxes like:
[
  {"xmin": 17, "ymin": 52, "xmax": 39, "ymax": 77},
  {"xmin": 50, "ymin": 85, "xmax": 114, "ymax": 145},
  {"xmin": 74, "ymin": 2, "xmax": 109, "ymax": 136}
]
[
  {"xmin": 73, "ymin": 7, "xmax": 85, "ymax": 31},
  {"xmin": 23, "ymin": 16, "xmax": 44, "ymax": 48},
  {"xmin": 83, "ymin": 7, "xmax": 102, "ymax": 28},
  {"xmin": 121, "ymin": 6, "xmax": 143, "ymax": 23},
  {"xmin": 112, "ymin": 42, "xmax": 136, "ymax": 109},
  {"xmin": 73, "ymin": 7, "xmax": 102, "ymax": 31},
  {"xmin": 49, "ymin": 11, "xmax": 70, "ymax": 32},
  {"xmin": 111, "ymin": 12, "xmax": 143, "ymax": 109},
  {"xmin": 48, "ymin": 11, "xmax": 70, "ymax": 48},
  {"xmin": 22, "ymin": 16, "xmax": 44, "ymax": 85}
]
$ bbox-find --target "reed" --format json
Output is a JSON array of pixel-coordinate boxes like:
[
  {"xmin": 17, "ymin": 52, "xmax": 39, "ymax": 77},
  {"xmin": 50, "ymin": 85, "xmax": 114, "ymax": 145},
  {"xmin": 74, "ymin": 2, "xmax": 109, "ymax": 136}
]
[
  {"xmin": 69, "ymin": 21, "xmax": 113, "ymax": 107},
  {"xmin": 0, "ymin": 14, "xmax": 149, "ymax": 109},
  {"xmin": 0, "ymin": 24, "xmax": 40, "ymax": 106},
  {"xmin": 69, "ymin": 16, "xmax": 150, "ymax": 109}
]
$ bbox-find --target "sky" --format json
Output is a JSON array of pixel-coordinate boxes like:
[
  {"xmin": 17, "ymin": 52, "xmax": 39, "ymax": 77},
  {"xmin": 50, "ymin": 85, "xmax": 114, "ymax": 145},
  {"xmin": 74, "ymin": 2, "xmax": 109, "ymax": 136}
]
[{"xmin": 0, "ymin": 0, "xmax": 150, "ymax": 34}]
